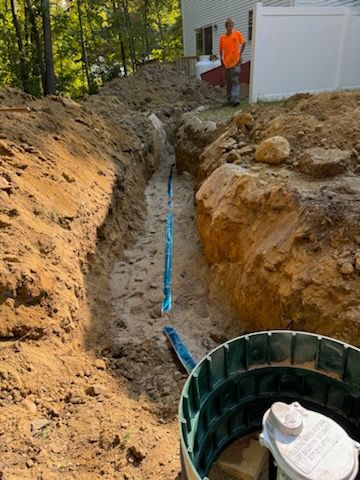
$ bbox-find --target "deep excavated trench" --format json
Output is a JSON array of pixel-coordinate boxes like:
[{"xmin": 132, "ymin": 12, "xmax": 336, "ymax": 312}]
[
  {"xmin": 85, "ymin": 115, "xmax": 240, "ymax": 422},
  {"xmin": 94, "ymin": 108, "xmax": 360, "ymax": 480},
  {"xmin": 0, "ymin": 65, "xmax": 242, "ymax": 480}
]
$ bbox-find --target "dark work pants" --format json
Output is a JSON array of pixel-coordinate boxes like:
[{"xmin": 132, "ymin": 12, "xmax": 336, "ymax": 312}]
[{"xmin": 225, "ymin": 63, "xmax": 241, "ymax": 105}]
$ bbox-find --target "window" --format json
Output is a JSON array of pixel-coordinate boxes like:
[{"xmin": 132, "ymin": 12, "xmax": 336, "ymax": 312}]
[
  {"xmin": 248, "ymin": 10, "xmax": 253, "ymax": 41},
  {"xmin": 196, "ymin": 29, "xmax": 203, "ymax": 56},
  {"xmin": 195, "ymin": 26, "xmax": 213, "ymax": 55}
]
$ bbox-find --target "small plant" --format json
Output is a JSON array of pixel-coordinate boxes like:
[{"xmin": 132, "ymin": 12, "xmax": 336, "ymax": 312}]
[
  {"xmin": 113, "ymin": 431, "xmax": 131, "ymax": 449},
  {"xmin": 34, "ymin": 426, "xmax": 50, "ymax": 439},
  {"xmin": 121, "ymin": 432, "xmax": 131, "ymax": 448}
]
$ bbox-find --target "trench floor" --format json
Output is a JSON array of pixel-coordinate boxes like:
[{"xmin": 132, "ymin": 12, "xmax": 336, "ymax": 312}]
[
  {"xmin": 79, "ymin": 132, "xmax": 242, "ymax": 479},
  {"xmin": 102, "ymin": 141, "xmax": 240, "ymax": 476}
]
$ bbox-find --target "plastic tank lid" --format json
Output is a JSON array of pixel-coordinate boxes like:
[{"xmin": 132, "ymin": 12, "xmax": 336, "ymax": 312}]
[{"xmin": 260, "ymin": 402, "xmax": 360, "ymax": 480}]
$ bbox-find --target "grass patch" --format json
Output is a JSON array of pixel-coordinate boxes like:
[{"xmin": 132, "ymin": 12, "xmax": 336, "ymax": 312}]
[
  {"xmin": 197, "ymin": 101, "xmax": 248, "ymax": 122},
  {"xmin": 197, "ymin": 98, "xmax": 284, "ymax": 122},
  {"xmin": 255, "ymin": 99, "xmax": 285, "ymax": 108}
]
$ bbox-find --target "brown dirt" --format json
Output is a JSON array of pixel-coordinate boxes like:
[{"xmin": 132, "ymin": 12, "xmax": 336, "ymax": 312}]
[
  {"xmin": 0, "ymin": 64, "xmax": 237, "ymax": 480},
  {"xmin": 175, "ymin": 89, "xmax": 360, "ymax": 346},
  {"xmin": 193, "ymin": 90, "xmax": 360, "ymax": 183},
  {"xmin": 252, "ymin": 91, "xmax": 360, "ymax": 159}
]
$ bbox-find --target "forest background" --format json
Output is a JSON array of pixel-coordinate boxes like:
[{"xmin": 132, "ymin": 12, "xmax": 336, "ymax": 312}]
[{"xmin": 0, "ymin": 0, "xmax": 182, "ymax": 97}]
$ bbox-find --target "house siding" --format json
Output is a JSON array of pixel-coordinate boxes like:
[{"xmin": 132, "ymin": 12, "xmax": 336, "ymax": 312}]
[
  {"xmin": 181, "ymin": 0, "xmax": 290, "ymax": 62},
  {"xmin": 295, "ymin": 0, "xmax": 360, "ymax": 6}
]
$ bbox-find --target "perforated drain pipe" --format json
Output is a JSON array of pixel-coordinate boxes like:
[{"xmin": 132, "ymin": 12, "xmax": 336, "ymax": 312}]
[
  {"xmin": 179, "ymin": 331, "xmax": 360, "ymax": 480},
  {"xmin": 161, "ymin": 164, "xmax": 174, "ymax": 314},
  {"xmin": 147, "ymin": 112, "xmax": 174, "ymax": 315}
]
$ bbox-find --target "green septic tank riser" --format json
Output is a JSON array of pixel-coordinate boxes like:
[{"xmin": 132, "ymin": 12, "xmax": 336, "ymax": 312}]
[{"xmin": 179, "ymin": 331, "xmax": 360, "ymax": 480}]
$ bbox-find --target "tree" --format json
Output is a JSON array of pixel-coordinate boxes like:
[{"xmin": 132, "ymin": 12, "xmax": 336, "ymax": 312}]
[
  {"xmin": 120, "ymin": 0, "xmax": 137, "ymax": 71},
  {"xmin": 76, "ymin": 0, "xmax": 92, "ymax": 93},
  {"xmin": 26, "ymin": 0, "xmax": 45, "ymax": 94},
  {"xmin": 9, "ymin": 0, "xmax": 29, "ymax": 90},
  {"xmin": 41, "ymin": 0, "xmax": 56, "ymax": 94},
  {"xmin": 111, "ymin": 0, "xmax": 128, "ymax": 76}
]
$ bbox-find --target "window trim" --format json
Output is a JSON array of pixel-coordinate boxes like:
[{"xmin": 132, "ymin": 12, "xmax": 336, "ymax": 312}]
[
  {"xmin": 248, "ymin": 10, "xmax": 253, "ymax": 42},
  {"xmin": 195, "ymin": 24, "xmax": 213, "ymax": 56}
]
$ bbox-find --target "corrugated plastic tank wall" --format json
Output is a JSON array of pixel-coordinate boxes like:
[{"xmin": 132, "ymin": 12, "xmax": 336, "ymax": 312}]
[{"xmin": 179, "ymin": 331, "xmax": 360, "ymax": 480}]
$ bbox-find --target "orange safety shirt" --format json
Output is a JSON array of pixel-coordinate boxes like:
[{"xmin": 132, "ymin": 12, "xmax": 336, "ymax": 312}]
[{"xmin": 219, "ymin": 30, "xmax": 245, "ymax": 69}]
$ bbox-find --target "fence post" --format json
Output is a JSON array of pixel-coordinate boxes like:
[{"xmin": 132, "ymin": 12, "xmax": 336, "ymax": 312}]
[
  {"xmin": 335, "ymin": 7, "xmax": 351, "ymax": 90},
  {"xmin": 249, "ymin": 2, "xmax": 263, "ymax": 103}
]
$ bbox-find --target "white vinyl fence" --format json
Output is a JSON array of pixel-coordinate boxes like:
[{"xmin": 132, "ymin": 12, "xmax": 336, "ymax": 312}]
[{"xmin": 249, "ymin": 3, "xmax": 360, "ymax": 102}]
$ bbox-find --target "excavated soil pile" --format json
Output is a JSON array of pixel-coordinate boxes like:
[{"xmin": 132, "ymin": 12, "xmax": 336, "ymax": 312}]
[
  {"xmin": 176, "ymin": 90, "xmax": 360, "ymax": 345},
  {"xmin": 0, "ymin": 65, "xmax": 225, "ymax": 480},
  {"xmin": 0, "ymin": 87, "xmax": 160, "ymax": 340},
  {"xmin": 87, "ymin": 63, "xmax": 223, "ymax": 114}
]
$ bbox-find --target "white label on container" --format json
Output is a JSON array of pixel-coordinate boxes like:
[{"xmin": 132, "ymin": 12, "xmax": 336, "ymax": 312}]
[{"xmin": 285, "ymin": 419, "xmax": 340, "ymax": 474}]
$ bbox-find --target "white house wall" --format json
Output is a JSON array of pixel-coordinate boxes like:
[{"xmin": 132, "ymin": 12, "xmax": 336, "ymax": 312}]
[
  {"xmin": 181, "ymin": 0, "xmax": 290, "ymax": 62},
  {"xmin": 295, "ymin": 0, "xmax": 360, "ymax": 6}
]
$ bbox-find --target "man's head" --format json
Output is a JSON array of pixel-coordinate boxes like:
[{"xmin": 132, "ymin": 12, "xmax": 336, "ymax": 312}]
[{"xmin": 225, "ymin": 17, "xmax": 234, "ymax": 35}]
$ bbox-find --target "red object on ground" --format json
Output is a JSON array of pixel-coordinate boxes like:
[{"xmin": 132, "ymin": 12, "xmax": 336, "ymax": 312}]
[{"xmin": 201, "ymin": 61, "xmax": 250, "ymax": 86}]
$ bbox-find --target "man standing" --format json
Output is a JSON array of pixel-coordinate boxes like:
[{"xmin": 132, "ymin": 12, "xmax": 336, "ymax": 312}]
[{"xmin": 219, "ymin": 18, "xmax": 246, "ymax": 106}]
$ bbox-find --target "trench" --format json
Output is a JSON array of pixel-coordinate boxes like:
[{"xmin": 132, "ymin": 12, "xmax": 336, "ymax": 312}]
[
  {"xmin": 86, "ymin": 114, "xmax": 240, "ymax": 421},
  {"xmin": 84, "ymin": 114, "xmax": 360, "ymax": 480}
]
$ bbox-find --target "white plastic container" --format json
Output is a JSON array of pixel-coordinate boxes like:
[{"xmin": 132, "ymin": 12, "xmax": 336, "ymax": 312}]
[
  {"xmin": 195, "ymin": 55, "xmax": 221, "ymax": 80},
  {"xmin": 260, "ymin": 402, "xmax": 360, "ymax": 480}
]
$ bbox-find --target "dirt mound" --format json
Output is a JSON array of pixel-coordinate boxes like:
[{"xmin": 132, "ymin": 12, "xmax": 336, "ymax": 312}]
[
  {"xmin": 176, "ymin": 90, "xmax": 360, "ymax": 345},
  {"xmin": 88, "ymin": 62, "xmax": 223, "ymax": 115},
  {"xmin": 175, "ymin": 90, "xmax": 360, "ymax": 180},
  {"xmin": 196, "ymin": 163, "xmax": 360, "ymax": 343},
  {"xmin": 251, "ymin": 91, "xmax": 360, "ymax": 164},
  {"xmin": 0, "ymin": 87, "xmax": 159, "ymax": 341},
  {"xmin": 0, "ymin": 86, "xmax": 166, "ymax": 479}
]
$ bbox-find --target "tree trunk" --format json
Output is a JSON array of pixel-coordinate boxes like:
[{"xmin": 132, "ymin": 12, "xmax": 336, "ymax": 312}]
[
  {"xmin": 120, "ymin": 0, "xmax": 136, "ymax": 71},
  {"xmin": 76, "ymin": 0, "xmax": 92, "ymax": 93},
  {"xmin": 41, "ymin": 0, "xmax": 56, "ymax": 95},
  {"xmin": 54, "ymin": 0, "xmax": 64, "ymax": 95},
  {"xmin": 5, "ymin": 0, "xmax": 17, "ymax": 82},
  {"xmin": 143, "ymin": 0, "xmax": 150, "ymax": 60},
  {"xmin": 86, "ymin": 3, "xmax": 105, "ymax": 85},
  {"xmin": 9, "ymin": 0, "xmax": 28, "ymax": 90},
  {"xmin": 26, "ymin": 0, "xmax": 46, "ymax": 94},
  {"xmin": 112, "ymin": 0, "xmax": 127, "ymax": 76},
  {"xmin": 154, "ymin": 0, "xmax": 166, "ymax": 61}
]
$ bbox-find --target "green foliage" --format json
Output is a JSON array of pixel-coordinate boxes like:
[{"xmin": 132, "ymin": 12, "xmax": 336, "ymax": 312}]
[
  {"xmin": 0, "ymin": 0, "xmax": 183, "ymax": 97},
  {"xmin": 0, "ymin": 6, "xmax": 21, "ymax": 88}
]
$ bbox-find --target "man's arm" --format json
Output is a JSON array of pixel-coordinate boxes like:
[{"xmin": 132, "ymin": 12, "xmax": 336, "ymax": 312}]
[
  {"xmin": 237, "ymin": 31, "xmax": 246, "ymax": 61},
  {"xmin": 240, "ymin": 41, "xmax": 246, "ymax": 56},
  {"xmin": 219, "ymin": 37, "xmax": 225, "ymax": 67}
]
